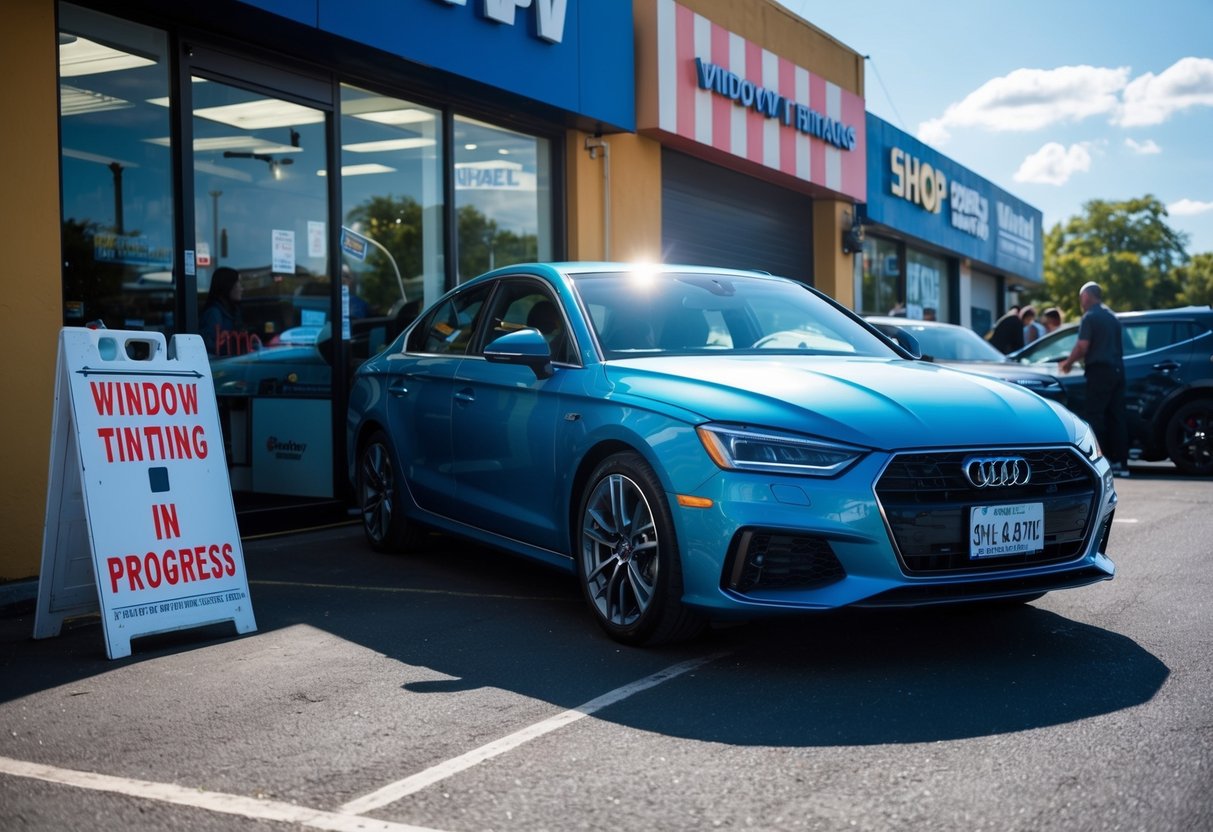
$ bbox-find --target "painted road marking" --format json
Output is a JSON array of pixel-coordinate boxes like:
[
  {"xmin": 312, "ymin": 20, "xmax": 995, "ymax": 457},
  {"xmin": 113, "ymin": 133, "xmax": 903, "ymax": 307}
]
[
  {"xmin": 340, "ymin": 653, "xmax": 727, "ymax": 816},
  {"xmin": 0, "ymin": 755, "xmax": 442, "ymax": 832}
]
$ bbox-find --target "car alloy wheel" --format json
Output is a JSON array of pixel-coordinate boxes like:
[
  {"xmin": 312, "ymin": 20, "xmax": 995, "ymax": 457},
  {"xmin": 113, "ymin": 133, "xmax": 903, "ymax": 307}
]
[
  {"xmin": 576, "ymin": 452, "xmax": 703, "ymax": 645},
  {"xmin": 358, "ymin": 430, "xmax": 422, "ymax": 552},
  {"xmin": 1165, "ymin": 399, "xmax": 1213, "ymax": 476}
]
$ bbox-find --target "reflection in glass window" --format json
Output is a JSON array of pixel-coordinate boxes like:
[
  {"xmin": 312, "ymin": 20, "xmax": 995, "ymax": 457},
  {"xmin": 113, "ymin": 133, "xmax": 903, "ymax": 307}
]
[
  {"xmin": 906, "ymin": 248, "xmax": 948, "ymax": 322},
  {"xmin": 192, "ymin": 78, "xmax": 329, "ymax": 369},
  {"xmin": 58, "ymin": 4, "xmax": 174, "ymax": 333},
  {"xmin": 454, "ymin": 116, "xmax": 552, "ymax": 281},
  {"xmin": 860, "ymin": 236, "xmax": 900, "ymax": 316},
  {"xmin": 340, "ymin": 85, "xmax": 444, "ymax": 337}
]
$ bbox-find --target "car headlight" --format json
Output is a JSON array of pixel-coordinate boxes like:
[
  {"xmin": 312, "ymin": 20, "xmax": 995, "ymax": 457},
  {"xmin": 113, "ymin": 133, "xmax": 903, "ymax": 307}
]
[
  {"xmin": 1075, "ymin": 419, "xmax": 1103, "ymax": 462},
  {"xmin": 696, "ymin": 424, "xmax": 866, "ymax": 476}
]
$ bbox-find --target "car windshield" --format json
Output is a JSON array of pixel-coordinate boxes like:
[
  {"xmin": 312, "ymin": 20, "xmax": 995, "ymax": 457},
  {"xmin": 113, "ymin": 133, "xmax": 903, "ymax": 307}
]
[
  {"xmin": 573, "ymin": 270, "xmax": 896, "ymax": 359},
  {"xmin": 892, "ymin": 322, "xmax": 1007, "ymax": 362}
]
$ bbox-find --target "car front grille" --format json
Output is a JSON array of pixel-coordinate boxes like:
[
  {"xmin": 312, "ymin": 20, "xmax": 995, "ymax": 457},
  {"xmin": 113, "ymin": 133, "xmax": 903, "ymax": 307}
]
[
  {"xmin": 875, "ymin": 448, "xmax": 1100, "ymax": 575},
  {"xmin": 724, "ymin": 530, "xmax": 846, "ymax": 594}
]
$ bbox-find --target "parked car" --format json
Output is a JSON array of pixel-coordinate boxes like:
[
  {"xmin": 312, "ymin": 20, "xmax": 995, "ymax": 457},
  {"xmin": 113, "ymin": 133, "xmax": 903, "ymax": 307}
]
[
  {"xmin": 1011, "ymin": 306, "xmax": 1213, "ymax": 476},
  {"xmin": 347, "ymin": 263, "xmax": 1117, "ymax": 645},
  {"xmin": 866, "ymin": 316, "xmax": 1068, "ymax": 405}
]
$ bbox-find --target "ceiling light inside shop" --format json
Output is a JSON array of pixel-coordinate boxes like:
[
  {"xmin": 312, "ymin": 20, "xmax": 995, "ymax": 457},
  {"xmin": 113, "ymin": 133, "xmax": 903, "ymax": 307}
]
[
  {"xmin": 59, "ymin": 35, "xmax": 155, "ymax": 77},
  {"xmin": 317, "ymin": 164, "xmax": 397, "ymax": 177},
  {"xmin": 60, "ymin": 84, "xmax": 133, "ymax": 116},
  {"xmin": 62, "ymin": 147, "xmax": 140, "ymax": 168},
  {"xmin": 344, "ymin": 98, "xmax": 435, "ymax": 126},
  {"xmin": 194, "ymin": 99, "xmax": 324, "ymax": 130},
  {"xmin": 342, "ymin": 137, "xmax": 436, "ymax": 153},
  {"xmin": 144, "ymin": 135, "xmax": 302, "ymax": 155}
]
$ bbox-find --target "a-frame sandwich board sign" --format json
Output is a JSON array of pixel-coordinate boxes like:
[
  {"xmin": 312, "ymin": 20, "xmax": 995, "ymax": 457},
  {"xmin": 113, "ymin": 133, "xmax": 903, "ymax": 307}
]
[{"xmin": 34, "ymin": 328, "xmax": 256, "ymax": 659}]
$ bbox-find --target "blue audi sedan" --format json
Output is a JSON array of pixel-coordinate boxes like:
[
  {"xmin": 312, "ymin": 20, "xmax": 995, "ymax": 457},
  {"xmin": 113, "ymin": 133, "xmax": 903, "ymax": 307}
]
[{"xmin": 347, "ymin": 263, "xmax": 1117, "ymax": 645}]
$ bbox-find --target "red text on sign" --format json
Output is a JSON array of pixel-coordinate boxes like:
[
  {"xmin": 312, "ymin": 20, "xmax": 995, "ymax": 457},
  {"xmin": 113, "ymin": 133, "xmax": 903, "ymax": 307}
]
[
  {"xmin": 106, "ymin": 543, "xmax": 236, "ymax": 594},
  {"xmin": 89, "ymin": 381, "xmax": 199, "ymax": 417},
  {"xmin": 96, "ymin": 424, "xmax": 208, "ymax": 462}
]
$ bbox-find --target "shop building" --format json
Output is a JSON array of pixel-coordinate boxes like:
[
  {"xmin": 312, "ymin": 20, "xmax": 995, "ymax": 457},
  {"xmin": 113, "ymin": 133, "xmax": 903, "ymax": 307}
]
[
  {"xmin": 2, "ymin": 0, "xmax": 866, "ymax": 584},
  {"xmin": 857, "ymin": 113, "xmax": 1043, "ymax": 331}
]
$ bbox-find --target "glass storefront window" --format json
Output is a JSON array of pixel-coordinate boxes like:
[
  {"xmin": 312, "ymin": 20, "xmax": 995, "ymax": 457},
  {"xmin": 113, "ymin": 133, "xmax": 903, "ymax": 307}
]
[
  {"xmin": 191, "ymin": 77, "xmax": 332, "ymax": 499},
  {"xmin": 906, "ymin": 248, "xmax": 948, "ymax": 322},
  {"xmin": 860, "ymin": 236, "xmax": 900, "ymax": 316},
  {"xmin": 454, "ymin": 116, "xmax": 552, "ymax": 281},
  {"xmin": 339, "ymin": 85, "xmax": 444, "ymax": 347},
  {"xmin": 58, "ymin": 4, "xmax": 174, "ymax": 333}
]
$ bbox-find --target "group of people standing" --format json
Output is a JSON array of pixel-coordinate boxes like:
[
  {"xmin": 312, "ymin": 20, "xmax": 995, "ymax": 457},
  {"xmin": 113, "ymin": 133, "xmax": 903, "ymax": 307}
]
[
  {"xmin": 987, "ymin": 286, "xmax": 1129, "ymax": 478},
  {"xmin": 987, "ymin": 304, "xmax": 1064, "ymax": 355}
]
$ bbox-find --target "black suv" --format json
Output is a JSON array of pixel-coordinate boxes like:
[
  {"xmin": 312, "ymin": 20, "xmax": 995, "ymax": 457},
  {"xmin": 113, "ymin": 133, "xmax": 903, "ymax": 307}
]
[{"xmin": 1012, "ymin": 306, "xmax": 1213, "ymax": 475}]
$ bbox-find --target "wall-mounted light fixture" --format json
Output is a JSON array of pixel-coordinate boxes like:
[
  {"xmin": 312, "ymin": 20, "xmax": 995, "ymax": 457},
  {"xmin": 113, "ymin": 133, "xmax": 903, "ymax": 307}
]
[{"xmin": 842, "ymin": 204, "xmax": 867, "ymax": 254}]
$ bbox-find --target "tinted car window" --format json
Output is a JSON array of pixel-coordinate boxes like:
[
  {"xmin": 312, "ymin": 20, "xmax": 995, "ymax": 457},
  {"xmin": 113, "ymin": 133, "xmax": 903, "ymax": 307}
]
[
  {"xmin": 574, "ymin": 272, "xmax": 894, "ymax": 359},
  {"xmin": 480, "ymin": 278, "xmax": 574, "ymax": 364},
  {"xmin": 406, "ymin": 283, "xmax": 491, "ymax": 355}
]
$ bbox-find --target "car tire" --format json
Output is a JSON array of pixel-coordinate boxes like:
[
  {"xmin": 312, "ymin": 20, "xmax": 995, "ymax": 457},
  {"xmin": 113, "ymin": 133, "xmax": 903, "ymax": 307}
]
[
  {"xmin": 575, "ymin": 452, "xmax": 705, "ymax": 646},
  {"xmin": 358, "ymin": 430, "xmax": 424, "ymax": 553},
  {"xmin": 1164, "ymin": 399, "xmax": 1213, "ymax": 476}
]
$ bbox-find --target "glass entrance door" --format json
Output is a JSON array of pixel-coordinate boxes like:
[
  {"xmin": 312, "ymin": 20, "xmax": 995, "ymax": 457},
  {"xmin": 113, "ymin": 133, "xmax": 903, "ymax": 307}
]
[{"xmin": 190, "ymin": 78, "xmax": 334, "ymax": 503}]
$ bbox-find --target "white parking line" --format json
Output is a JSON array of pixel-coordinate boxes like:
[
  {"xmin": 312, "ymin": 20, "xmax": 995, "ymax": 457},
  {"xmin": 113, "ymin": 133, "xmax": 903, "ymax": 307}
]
[
  {"xmin": 0, "ymin": 755, "xmax": 442, "ymax": 832},
  {"xmin": 340, "ymin": 652, "xmax": 727, "ymax": 816}
]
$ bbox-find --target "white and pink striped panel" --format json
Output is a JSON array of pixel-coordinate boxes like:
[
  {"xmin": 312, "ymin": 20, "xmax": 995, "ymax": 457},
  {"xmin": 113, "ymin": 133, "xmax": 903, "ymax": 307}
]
[{"xmin": 655, "ymin": 0, "xmax": 865, "ymax": 201}]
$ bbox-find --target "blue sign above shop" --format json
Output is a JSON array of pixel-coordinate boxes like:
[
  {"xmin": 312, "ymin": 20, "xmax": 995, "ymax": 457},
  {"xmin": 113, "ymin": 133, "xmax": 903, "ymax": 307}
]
[
  {"xmin": 864, "ymin": 114, "xmax": 1042, "ymax": 282},
  {"xmin": 239, "ymin": 0, "xmax": 634, "ymax": 130}
]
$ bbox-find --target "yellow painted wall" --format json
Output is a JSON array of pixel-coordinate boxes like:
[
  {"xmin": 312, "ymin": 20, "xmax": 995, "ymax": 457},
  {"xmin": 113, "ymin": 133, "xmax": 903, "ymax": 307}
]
[
  {"xmin": 567, "ymin": 131, "xmax": 663, "ymax": 263},
  {"xmin": 0, "ymin": 1, "xmax": 61, "ymax": 582},
  {"xmin": 813, "ymin": 200, "xmax": 857, "ymax": 306}
]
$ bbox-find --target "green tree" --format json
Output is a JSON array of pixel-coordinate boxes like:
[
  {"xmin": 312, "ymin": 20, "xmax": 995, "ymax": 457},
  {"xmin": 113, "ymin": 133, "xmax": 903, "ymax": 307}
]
[
  {"xmin": 1176, "ymin": 252, "xmax": 1213, "ymax": 306},
  {"xmin": 344, "ymin": 195, "xmax": 424, "ymax": 312},
  {"xmin": 1042, "ymin": 195, "xmax": 1190, "ymax": 318}
]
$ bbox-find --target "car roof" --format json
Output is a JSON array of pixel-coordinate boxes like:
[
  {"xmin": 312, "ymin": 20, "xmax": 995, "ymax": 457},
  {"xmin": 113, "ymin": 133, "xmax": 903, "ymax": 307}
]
[
  {"xmin": 1116, "ymin": 305, "xmax": 1213, "ymax": 321},
  {"xmin": 865, "ymin": 316, "xmax": 964, "ymax": 329}
]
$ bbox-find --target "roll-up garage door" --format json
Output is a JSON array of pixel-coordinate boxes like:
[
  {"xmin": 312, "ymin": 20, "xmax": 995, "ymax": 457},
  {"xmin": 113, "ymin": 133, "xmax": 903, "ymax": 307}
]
[{"xmin": 661, "ymin": 149, "xmax": 814, "ymax": 283}]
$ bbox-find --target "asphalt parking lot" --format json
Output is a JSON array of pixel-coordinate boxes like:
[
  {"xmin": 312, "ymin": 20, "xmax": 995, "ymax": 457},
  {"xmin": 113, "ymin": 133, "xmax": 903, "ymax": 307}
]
[{"xmin": 1, "ymin": 461, "xmax": 1210, "ymax": 831}]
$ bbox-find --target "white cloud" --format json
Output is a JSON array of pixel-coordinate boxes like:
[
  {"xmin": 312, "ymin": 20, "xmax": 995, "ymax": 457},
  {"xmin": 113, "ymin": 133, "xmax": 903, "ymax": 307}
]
[
  {"xmin": 916, "ymin": 65, "xmax": 1128, "ymax": 144},
  {"xmin": 1168, "ymin": 198, "xmax": 1213, "ymax": 217},
  {"xmin": 1116, "ymin": 57, "xmax": 1213, "ymax": 126},
  {"xmin": 1013, "ymin": 142, "xmax": 1092, "ymax": 185},
  {"xmin": 1124, "ymin": 137, "xmax": 1161, "ymax": 155}
]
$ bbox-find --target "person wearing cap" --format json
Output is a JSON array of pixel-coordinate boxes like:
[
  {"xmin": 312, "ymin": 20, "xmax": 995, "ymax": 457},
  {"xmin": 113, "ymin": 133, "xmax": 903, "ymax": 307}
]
[{"xmin": 1059, "ymin": 281, "xmax": 1130, "ymax": 477}]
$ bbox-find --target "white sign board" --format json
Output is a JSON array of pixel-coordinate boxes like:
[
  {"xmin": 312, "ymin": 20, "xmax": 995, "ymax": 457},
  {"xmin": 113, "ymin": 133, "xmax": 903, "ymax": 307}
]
[{"xmin": 35, "ymin": 328, "xmax": 256, "ymax": 659}]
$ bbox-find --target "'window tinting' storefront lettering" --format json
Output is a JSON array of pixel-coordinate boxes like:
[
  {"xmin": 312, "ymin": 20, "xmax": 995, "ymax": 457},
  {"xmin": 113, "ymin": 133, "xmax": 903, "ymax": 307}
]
[{"xmin": 694, "ymin": 58, "xmax": 857, "ymax": 151}]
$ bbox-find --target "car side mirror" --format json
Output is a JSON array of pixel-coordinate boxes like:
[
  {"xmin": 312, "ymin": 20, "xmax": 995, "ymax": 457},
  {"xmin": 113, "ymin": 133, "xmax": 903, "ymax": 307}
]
[{"xmin": 483, "ymin": 328, "xmax": 555, "ymax": 379}]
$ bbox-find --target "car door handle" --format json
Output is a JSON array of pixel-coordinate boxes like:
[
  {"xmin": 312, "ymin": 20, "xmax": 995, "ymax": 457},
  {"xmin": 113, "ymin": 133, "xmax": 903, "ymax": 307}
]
[
  {"xmin": 454, "ymin": 388, "xmax": 475, "ymax": 404},
  {"xmin": 1152, "ymin": 360, "xmax": 1181, "ymax": 373},
  {"xmin": 388, "ymin": 379, "xmax": 409, "ymax": 397}
]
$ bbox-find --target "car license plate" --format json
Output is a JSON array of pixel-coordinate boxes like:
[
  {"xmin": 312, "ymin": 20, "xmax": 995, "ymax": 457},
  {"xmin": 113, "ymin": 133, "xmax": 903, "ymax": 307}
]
[{"xmin": 969, "ymin": 502, "xmax": 1044, "ymax": 558}]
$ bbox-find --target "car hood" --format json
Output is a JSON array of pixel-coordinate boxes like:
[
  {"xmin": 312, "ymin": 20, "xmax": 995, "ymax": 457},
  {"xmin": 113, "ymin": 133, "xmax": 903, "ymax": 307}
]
[{"xmin": 605, "ymin": 355, "xmax": 1076, "ymax": 450}]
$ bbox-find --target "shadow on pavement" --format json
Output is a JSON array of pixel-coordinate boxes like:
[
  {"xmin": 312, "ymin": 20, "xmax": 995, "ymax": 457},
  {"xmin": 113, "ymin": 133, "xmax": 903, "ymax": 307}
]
[{"xmin": 0, "ymin": 524, "xmax": 1169, "ymax": 749}]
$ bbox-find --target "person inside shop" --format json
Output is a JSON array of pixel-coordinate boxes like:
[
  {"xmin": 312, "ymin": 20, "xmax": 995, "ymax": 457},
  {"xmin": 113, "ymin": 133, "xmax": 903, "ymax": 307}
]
[
  {"xmin": 922, "ymin": 307, "xmax": 937, "ymax": 321},
  {"xmin": 201, "ymin": 266, "xmax": 259, "ymax": 356},
  {"xmin": 1059, "ymin": 281, "xmax": 1130, "ymax": 477},
  {"xmin": 987, "ymin": 306, "xmax": 1024, "ymax": 354}
]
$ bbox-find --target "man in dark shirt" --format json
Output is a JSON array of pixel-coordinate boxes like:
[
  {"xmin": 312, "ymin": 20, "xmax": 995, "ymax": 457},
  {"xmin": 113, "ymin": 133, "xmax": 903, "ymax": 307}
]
[{"xmin": 1059, "ymin": 281, "xmax": 1130, "ymax": 476}]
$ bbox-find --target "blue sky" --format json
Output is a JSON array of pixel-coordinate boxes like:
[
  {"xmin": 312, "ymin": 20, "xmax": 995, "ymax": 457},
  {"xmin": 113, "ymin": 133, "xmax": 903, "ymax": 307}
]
[{"xmin": 774, "ymin": 0, "xmax": 1213, "ymax": 256}]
